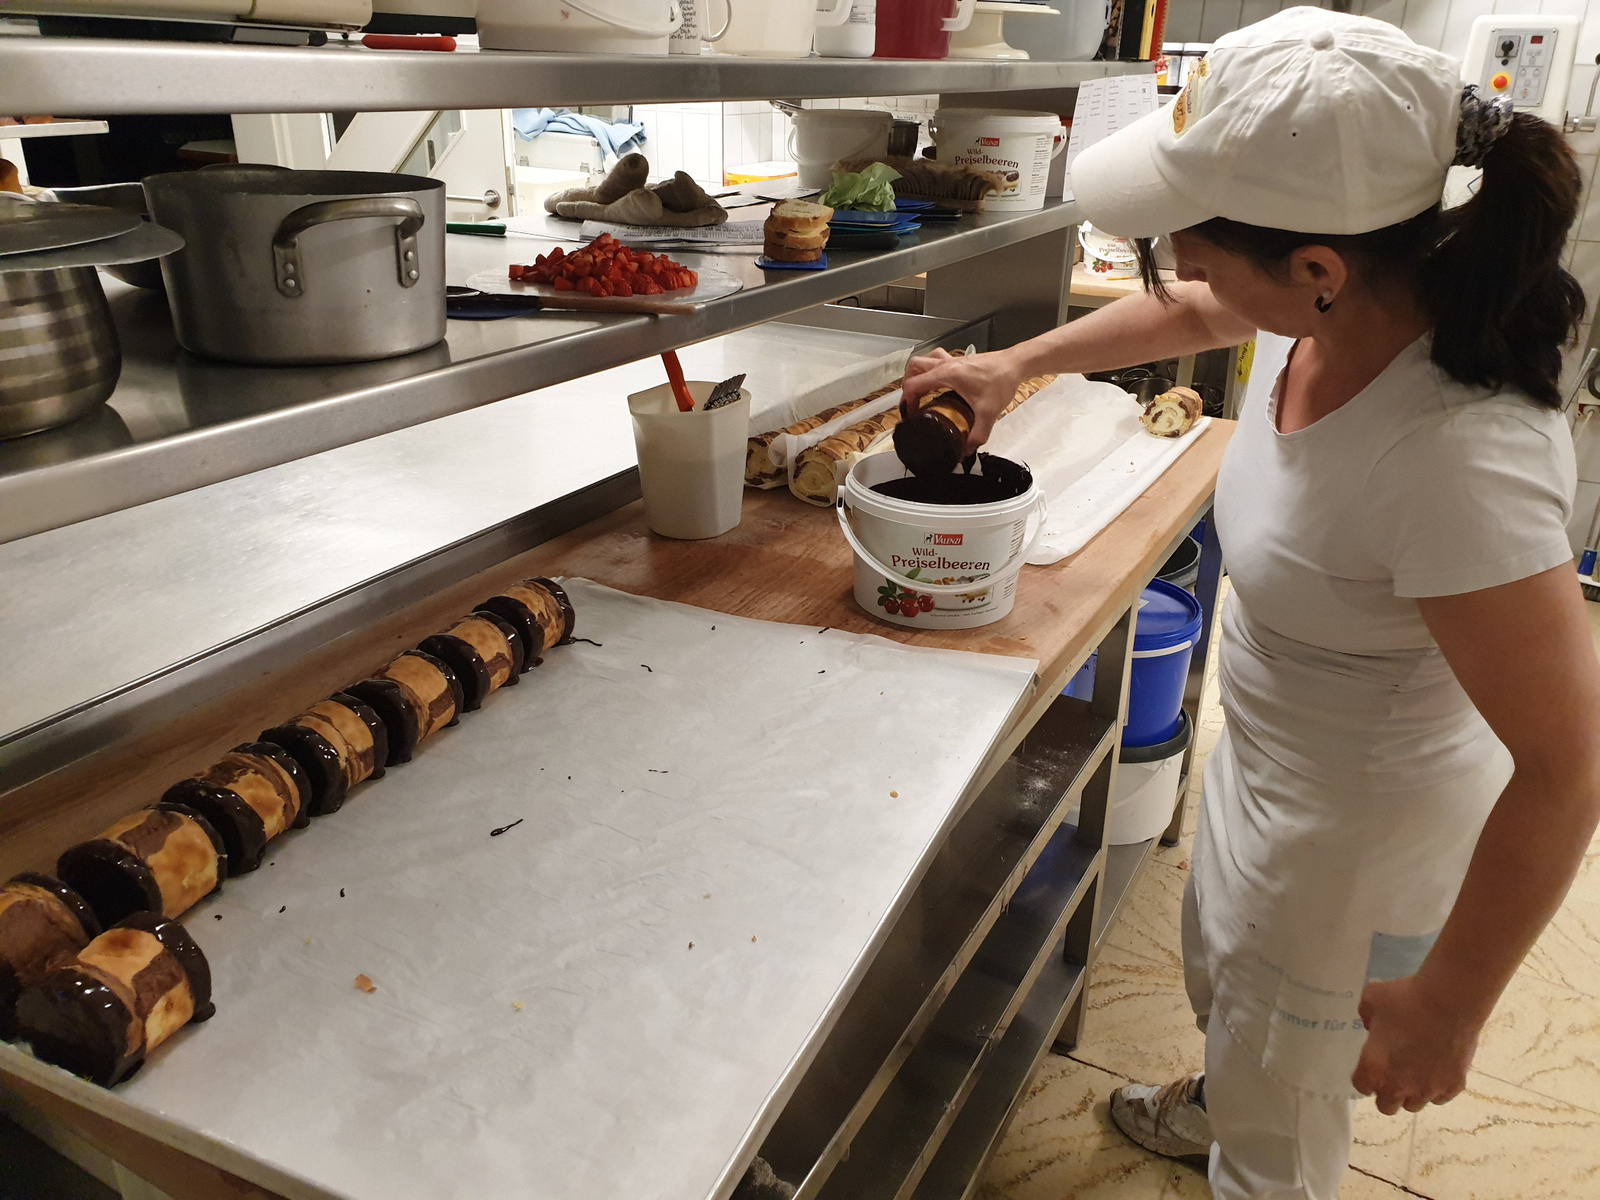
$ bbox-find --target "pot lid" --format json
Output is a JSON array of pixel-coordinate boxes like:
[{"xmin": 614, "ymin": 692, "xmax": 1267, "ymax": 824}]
[
  {"xmin": 0, "ymin": 196, "xmax": 142, "ymax": 257},
  {"xmin": 0, "ymin": 219, "xmax": 184, "ymax": 274}
]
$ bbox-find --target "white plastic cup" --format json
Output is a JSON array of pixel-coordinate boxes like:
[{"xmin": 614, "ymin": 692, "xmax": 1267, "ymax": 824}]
[
  {"xmin": 669, "ymin": 0, "xmax": 732, "ymax": 53},
  {"xmin": 628, "ymin": 381, "xmax": 751, "ymax": 539},
  {"xmin": 716, "ymin": 0, "xmax": 849, "ymax": 56}
]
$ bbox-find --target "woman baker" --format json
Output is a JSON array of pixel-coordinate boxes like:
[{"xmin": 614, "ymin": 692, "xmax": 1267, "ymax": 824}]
[{"xmin": 900, "ymin": 8, "xmax": 1600, "ymax": 1197}]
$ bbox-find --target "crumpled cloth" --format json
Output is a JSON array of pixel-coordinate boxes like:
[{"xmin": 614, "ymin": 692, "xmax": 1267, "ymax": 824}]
[{"xmin": 512, "ymin": 107, "xmax": 647, "ymax": 160}]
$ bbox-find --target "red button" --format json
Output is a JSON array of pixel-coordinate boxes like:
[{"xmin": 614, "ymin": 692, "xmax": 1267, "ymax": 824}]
[{"xmin": 1491, "ymin": 72, "xmax": 1512, "ymax": 90}]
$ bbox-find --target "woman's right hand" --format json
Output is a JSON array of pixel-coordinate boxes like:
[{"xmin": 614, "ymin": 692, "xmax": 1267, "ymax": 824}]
[{"xmin": 900, "ymin": 347, "xmax": 1026, "ymax": 453}]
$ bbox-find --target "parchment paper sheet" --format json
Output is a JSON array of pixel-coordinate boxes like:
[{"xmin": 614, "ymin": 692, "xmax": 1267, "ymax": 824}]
[
  {"xmin": 984, "ymin": 375, "xmax": 1211, "ymax": 563},
  {"xmin": 2, "ymin": 581, "xmax": 1035, "ymax": 1200}
]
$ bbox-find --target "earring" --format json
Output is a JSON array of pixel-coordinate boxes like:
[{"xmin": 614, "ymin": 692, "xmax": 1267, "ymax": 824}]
[{"xmin": 1315, "ymin": 292, "xmax": 1335, "ymax": 313}]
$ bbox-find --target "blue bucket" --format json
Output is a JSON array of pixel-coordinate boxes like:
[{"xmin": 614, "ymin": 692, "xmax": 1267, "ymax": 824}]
[{"xmin": 1124, "ymin": 578, "xmax": 1203, "ymax": 747}]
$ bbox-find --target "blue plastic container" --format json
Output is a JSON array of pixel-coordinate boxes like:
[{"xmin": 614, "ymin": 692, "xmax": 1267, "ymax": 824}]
[
  {"xmin": 1064, "ymin": 652, "xmax": 1097, "ymax": 701},
  {"xmin": 1124, "ymin": 578, "xmax": 1203, "ymax": 747}
]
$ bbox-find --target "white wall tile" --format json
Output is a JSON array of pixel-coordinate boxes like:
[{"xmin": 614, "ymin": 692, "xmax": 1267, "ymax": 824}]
[
  {"xmin": 1363, "ymin": 0, "xmax": 1409, "ymax": 24},
  {"xmin": 773, "ymin": 110, "xmax": 795, "ymax": 161},
  {"xmin": 1574, "ymin": 0, "xmax": 1600, "ymax": 62},
  {"xmin": 1493, "ymin": 0, "xmax": 1541, "ymax": 14},
  {"xmin": 1402, "ymin": 0, "xmax": 1450, "ymax": 47},
  {"xmin": 1568, "ymin": 479, "xmax": 1599, "ymax": 549},
  {"xmin": 1163, "ymin": 0, "xmax": 1205, "ymax": 42},
  {"xmin": 1440, "ymin": 0, "xmax": 1496, "ymax": 60},
  {"xmin": 1570, "ymin": 238, "xmax": 1600, "ymax": 304},
  {"xmin": 1199, "ymin": 0, "xmax": 1245, "ymax": 42}
]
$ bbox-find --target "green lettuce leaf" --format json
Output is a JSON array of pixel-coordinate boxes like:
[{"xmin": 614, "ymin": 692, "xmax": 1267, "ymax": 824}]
[{"xmin": 819, "ymin": 162, "xmax": 903, "ymax": 212}]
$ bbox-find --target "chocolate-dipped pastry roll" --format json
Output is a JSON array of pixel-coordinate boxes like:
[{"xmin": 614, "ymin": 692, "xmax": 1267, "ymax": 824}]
[
  {"xmin": 160, "ymin": 743, "xmax": 306, "ymax": 875},
  {"xmin": 329, "ymin": 692, "xmax": 387, "ymax": 781},
  {"xmin": 0, "ymin": 874, "xmax": 100, "ymax": 1039},
  {"xmin": 261, "ymin": 697, "xmax": 382, "ymax": 817},
  {"xmin": 419, "ymin": 613, "xmax": 522, "ymax": 712},
  {"xmin": 57, "ymin": 805, "xmax": 227, "ymax": 928},
  {"xmin": 344, "ymin": 650, "xmax": 462, "ymax": 765},
  {"xmin": 15, "ymin": 912, "xmax": 213, "ymax": 1087},
  {"xmin": 479, "ymin": 577, "xmax": 574, "ymax": 665}
]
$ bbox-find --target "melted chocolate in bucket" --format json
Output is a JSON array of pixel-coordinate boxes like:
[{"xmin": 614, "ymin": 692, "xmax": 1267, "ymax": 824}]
[{"xmin": 872, "ymin": 454, "xmax": 1032, "ymax": 505}]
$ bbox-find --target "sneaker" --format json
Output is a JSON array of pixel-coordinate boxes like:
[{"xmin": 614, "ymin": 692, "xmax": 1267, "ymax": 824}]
[{"xmin": 1109, "ymin": 1072, "xmax": 1211, "ymax": 1162}]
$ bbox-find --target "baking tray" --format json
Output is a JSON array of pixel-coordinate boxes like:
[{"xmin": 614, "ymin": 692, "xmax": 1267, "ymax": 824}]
[{"xmin": 0, "ymin": 579, "xmax": 1036, "ymax": 1200}]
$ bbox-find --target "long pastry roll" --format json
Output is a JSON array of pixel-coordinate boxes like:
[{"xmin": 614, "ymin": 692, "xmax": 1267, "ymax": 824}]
[
  {"xmin": 788, "ymin": 372, "xmax": 1059, "ymax": 506},
  {"xmin": 746, "ymin": 396, "xmax": 874, "ymax": 489}
]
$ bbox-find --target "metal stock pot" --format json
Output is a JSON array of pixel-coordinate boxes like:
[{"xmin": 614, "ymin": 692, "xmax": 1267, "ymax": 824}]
[{"xmin": 143, "ymin": 166, "xmax": 446, "ymax": 365}]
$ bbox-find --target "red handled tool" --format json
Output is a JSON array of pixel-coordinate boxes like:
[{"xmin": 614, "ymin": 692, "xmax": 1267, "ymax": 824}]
[
  {"xmin": 661, "ymin": 351, "xmax": 696, "ymax": 413},
  {"xmin": 361, "ymin": 34, "xmax": 457, "ymax": 50}
]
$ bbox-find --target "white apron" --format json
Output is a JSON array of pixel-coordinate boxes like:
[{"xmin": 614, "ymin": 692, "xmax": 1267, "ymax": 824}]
[{"xmin": 1192, "ymin": 333, "xmax": 1570, "ymax": 1099}]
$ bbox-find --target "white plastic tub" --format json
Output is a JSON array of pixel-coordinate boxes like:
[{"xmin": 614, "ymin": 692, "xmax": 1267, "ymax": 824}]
[
  {"xmin": 788, "ymin": 108, "xmax": 894, "ymax": 187},
  {"xmin": 477, "ymin": 0, "xmax": 683, "ymax": 53},
  {"xmin": 1065, "ymin": 711, "xmax": 1192, "ymax": 843},
  {"xmin": 836, "ymin": 452, "xmax": 1046, "ymax": 629},
  {"xmin": 929, "ymin": 107, "xmax": 1068, "ymax": 211}
]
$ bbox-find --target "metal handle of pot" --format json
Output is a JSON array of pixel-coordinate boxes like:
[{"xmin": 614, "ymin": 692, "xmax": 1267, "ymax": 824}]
[{"xmin": 271, "ymin": 196, "xmax": 427, "ymax": 299}]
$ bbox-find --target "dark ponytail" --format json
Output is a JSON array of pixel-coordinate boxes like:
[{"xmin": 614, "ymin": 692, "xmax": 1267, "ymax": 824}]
[
  {"xmin": 1422, "ymin": 112, "xmax": 1585, "ymax": 408},
  {"xmin": 1135, "ymin": 112, "xmax": 1586, "ymax": 408}
]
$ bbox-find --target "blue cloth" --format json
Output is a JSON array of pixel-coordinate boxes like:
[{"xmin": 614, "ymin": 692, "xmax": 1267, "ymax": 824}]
[{"xmin": 511, "ymin": 108, "xmax": 647, "ymax": 160}]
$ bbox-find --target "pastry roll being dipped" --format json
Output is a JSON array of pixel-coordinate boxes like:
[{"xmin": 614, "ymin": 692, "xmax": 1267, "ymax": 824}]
[
  {"xmin": 345, "ymin": 649, "xmax": 462, "ymax": 766},
  {"xmin": 0, "ymin": 874, "xmax": 100, "ymax": 1039},
  {"xmin": 14, "ymin": 912, "xmax": 213, "ymax": 1087},
  {"xmin": 57, "ymin": 805, "xmax": 227, "ymax": 928},
  {"xmin": 260, "ymin": 693, "xmax": 386, "ymax": 817},
  {"xmin": 160, "ymin": 742, "xmax": 308, "ymax": 875},
  {"xmin": 419, "ymin": 612, "xmax": 524, "ymax": 712},
  {"xmin": 478, "ymin": 576, "xmax": 575, "ymax": 664}
]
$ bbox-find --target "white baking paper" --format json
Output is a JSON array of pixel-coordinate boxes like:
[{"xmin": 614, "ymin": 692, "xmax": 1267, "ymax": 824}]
[
  {"xmin": 985, "ymin": 375, "xmax": 1211, "ymax": 563},
  {"xmin": 0, "ymin": 580, "xmax": 1036, "ymax": 1200}
]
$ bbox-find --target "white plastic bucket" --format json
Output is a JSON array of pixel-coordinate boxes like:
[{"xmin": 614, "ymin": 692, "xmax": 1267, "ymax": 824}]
[
  {"xmin": 929, "ymin": 108, "xmax": 1068, "ymax": 211},
  {"xmin": 788, "ymin": 108, "xmax": 893, "ymax": 187},
  {"xmin": 1064, "ymin": 711, "xmax": 1191, "ymax": 843},
  {"xmin": 836, "ymin": 453, "xmax": 1046, "ymax": 630},
  {"xmin": 478, "ymin": 0, "xmax": 683, "ymax": 52},
  {"xmin": 717, "ymin": 0, "xmax": 850, "ymax": 58},
  {"xmin": 628, "ymin": 381, "xmax": 751, "ymax": 539}
]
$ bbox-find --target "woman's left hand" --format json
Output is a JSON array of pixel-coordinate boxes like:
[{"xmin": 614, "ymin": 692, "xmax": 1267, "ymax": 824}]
[{"xmin": 1351, "ymin": 974, "xmax": 1478, "ymax": 1114}]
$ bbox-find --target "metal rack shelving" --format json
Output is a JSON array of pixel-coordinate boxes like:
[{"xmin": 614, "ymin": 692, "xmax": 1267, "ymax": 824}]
[
  {"xmin": 0, "ymin": 201, "xmax": 1082, "ymax": 542},
  {"xmin": 0, "ymin": 35, "xmax": 1144, "ymax": 114}
]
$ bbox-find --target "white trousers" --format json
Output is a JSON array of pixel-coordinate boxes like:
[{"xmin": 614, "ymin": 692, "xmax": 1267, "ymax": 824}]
[{"xmin": 1181, "ymin": 872, "xmax": 1356, "ymax": 1200}]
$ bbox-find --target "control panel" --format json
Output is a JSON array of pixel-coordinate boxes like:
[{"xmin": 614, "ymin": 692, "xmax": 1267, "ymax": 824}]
[{"xmin": 1464, "ymin": 15, "xmax": 1579, "ymax": 125}]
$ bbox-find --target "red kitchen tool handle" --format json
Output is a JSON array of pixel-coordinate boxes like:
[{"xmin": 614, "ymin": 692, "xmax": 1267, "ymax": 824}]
[
  {"xmin": 361, "ymin": 34, "xmax": 458, "ymax": 50},
  {"xmin": 661, "ymin": 351, "xmax": 696, "ymax": 412}
]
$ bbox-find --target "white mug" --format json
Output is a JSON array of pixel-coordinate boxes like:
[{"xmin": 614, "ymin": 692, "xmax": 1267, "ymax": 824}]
[
  {"xmin": 815, "ymin": 0, "xmax": 874, "ymax": 56},
  {"xmin": 669, "ymin": 0, "xmax": 732, "ymax": 53}
]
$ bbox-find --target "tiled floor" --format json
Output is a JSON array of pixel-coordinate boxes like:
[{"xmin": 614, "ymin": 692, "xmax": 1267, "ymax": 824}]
[{"xmin": 979, "ymin": 586, "xmax": 1600, "ymax": 1200}]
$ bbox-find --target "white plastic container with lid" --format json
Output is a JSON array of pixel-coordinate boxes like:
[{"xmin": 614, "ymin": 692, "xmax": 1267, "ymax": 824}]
[
  {"xmin": 787, "ymin": 108, "xmax": 894, "ymax": 188},
  {"xmin": 716, "ymin": 0, "xmax": 851, "ymax": 57},
  {"xmin": 929, "ymin": 108, "xmax": 1068, "ymax": 211},
  {"xmin": 477, "ymin": 0, "xmax": 682, "ymax": 53}
]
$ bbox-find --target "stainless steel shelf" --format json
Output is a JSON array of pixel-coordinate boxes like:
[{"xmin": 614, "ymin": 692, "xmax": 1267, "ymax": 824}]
[
  {"xmin": 0, "ymin": 200, "xmax": 1082, "ymax": 543},
  {"xmin": 1092, "ymin": 836, "xmax": 1159, "ymax": 951},
  {"xmin": 815, "ymin": 821, "xmax": 1100, "ymax": 1200},
  {"xmin": 761, "ymin": 695, "xmax": 1114, "ymax": 1199},
  {"xmin": 910, "ymin": 953, "xmax": 1089, "ymax": 1200},
  {"xmin": 0, "ymin": 35, "xmax": 1147, "ymax": 114}
]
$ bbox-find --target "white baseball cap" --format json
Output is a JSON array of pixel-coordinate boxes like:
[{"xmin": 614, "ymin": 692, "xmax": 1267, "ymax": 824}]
[{"xmin": 1073, "ymin": 6, "xmax": 1462, "ymax": 238}]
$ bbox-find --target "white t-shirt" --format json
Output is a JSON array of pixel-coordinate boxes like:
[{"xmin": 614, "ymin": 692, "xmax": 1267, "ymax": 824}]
[{"xmin": 1214, "ymin": 332, "xmax": 1575, "ymax": 789}]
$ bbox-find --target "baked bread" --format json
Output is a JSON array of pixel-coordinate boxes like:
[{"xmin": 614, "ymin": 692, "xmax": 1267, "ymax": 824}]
[
  {"xmin": 746, "ymin": 392, "xmax": 888, "ymax": 488},
  {"xmin": 765, "ymin": 199, "xmax": 832, "ymax": 262},
  {"xmin": 1140, "ymin": 386, "xmax": 1202, "ymax": 438}
]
